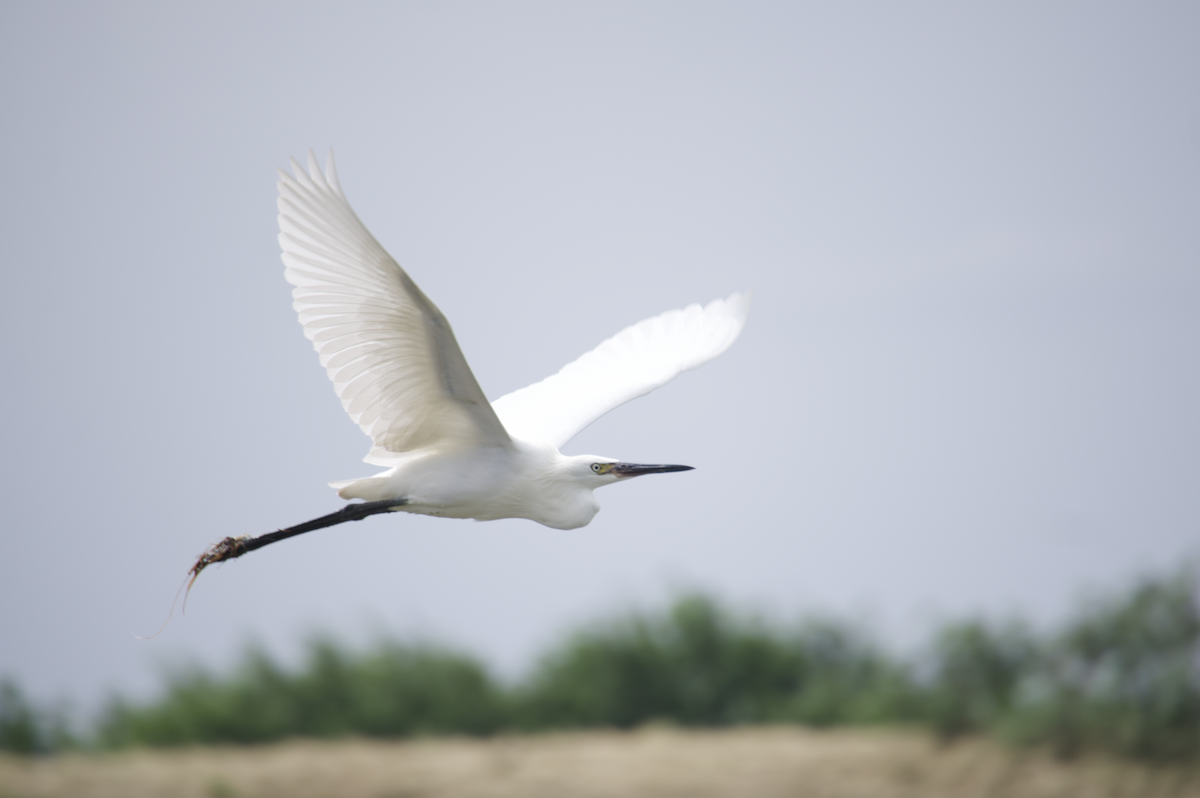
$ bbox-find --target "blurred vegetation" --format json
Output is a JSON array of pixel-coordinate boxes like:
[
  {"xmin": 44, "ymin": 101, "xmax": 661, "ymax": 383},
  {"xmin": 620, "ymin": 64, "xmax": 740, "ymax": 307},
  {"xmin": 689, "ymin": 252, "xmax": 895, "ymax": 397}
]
[
  {"xmin": 98, "ymin": 640, "xmax": 505, "ymax": 747},
  {"xmin": 998, "ymin": 572, "xmax": 1200, "ymax": 761},
  {"xmin": 515, "ymin": 596, "xmax": 916, "ymax": 729},
  {"xmin": 3, "ymin": 569, "xmax": 1198, "ymax": 762},
  {"xmin": 0, "ymin": 680, "xmax": 75, "ymax": 755}
]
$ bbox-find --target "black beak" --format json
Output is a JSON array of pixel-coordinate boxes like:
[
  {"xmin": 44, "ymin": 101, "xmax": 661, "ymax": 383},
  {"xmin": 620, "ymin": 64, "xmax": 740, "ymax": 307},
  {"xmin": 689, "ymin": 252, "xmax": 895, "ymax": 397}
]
[{"xmin": 611, "ymin": 463, "xmax": 695, "ymax": 478}]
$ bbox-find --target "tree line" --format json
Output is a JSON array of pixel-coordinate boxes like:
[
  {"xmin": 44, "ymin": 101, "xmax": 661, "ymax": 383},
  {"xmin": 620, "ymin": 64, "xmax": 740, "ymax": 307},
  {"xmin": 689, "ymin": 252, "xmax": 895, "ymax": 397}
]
[{"xmin": 3, "ymin": 569, "xmax": 1198, "ymax": 762}]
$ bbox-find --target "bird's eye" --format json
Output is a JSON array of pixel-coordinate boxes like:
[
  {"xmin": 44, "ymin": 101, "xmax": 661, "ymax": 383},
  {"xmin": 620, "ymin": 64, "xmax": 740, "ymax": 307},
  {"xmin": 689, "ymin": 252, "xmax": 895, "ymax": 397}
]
[{"xmin": 591, "ymin": 463, "xmax": 602, "ymax": 473}]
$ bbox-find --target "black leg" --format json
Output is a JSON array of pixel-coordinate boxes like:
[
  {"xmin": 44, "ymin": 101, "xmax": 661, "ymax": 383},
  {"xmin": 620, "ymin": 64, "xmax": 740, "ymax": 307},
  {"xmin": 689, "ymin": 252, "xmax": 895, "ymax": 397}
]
[{"xmin": 189, "ymin": 498, "xmax": 409, "ymax": 582}]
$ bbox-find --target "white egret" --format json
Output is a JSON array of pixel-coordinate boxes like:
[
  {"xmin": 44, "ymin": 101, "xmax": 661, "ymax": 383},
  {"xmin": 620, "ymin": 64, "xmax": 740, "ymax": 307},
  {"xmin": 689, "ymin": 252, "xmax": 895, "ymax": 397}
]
[{"xmin": 191, "ymin": 151, "xmax": 749, "ymax": 579}]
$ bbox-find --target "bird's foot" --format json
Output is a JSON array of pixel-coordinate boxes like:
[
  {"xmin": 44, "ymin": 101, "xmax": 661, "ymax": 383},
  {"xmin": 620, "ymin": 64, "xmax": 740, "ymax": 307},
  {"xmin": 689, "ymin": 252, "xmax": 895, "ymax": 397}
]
[
  {"xmin": 188, "ymin": 535, "xmax": 251, "ymax": 584},
  {"xmin": 185, "ymin": 498, "xmax": 408, "ymax": 597}
]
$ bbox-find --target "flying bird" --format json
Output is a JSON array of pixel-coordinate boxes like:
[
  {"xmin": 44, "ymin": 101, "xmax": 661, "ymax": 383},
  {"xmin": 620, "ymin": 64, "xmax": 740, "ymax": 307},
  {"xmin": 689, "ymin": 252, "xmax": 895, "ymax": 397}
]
[{"xmin": 191, "ymin": 151, "xmax": 749, "ymax": 579}]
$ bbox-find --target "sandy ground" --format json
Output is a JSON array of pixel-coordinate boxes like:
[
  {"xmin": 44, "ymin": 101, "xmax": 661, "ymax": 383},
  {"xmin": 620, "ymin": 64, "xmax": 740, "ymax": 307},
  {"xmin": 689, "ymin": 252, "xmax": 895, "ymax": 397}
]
[{"xmin": 2, "ymin": 727, "xmax": 1199, "ymax": 798}]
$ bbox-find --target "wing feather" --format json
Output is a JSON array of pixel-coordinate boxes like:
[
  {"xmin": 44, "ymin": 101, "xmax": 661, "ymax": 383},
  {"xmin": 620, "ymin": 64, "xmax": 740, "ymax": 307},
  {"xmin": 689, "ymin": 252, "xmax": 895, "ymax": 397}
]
[
  {"xmin": 278, "ymin": 150, "xmax": 510, "ymax": 462},
  {"xmin": 491, "ymin": 292, "xmax": 751, "ymax": 448}
]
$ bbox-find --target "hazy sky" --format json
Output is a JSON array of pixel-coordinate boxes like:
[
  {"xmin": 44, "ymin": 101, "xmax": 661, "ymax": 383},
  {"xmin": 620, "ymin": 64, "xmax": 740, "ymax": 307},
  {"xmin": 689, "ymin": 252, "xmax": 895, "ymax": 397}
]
[{"xmin": 2, "ymin": 2, "xmax": 1198, "ymax": 716}]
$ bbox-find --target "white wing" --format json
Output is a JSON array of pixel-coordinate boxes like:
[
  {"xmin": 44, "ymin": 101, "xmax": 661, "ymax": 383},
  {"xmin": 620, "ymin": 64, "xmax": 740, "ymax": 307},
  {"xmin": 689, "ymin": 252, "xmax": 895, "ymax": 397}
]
[
  {"xmin": 278, "ymin": 150, "xmax": 510, "ymax": 464},
  {"xmin": 492, "ymin": 292, "xmax": 751, "ymax": 448}
]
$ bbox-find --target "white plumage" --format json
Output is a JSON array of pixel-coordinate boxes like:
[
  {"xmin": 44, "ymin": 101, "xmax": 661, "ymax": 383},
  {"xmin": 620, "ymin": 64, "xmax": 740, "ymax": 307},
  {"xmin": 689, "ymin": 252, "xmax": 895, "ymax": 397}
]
[
  {"xmin": 277, "ymin": 150, "xmax": 750, "ymax": 530},
  {"xmin": 492, "ymin": 292, "xmax": 751, "ymax": 448}
]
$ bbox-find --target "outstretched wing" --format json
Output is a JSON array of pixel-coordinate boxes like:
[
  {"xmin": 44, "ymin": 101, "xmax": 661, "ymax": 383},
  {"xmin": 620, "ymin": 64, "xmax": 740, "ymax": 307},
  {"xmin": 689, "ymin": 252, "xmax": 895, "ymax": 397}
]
[
  {"xmin": 491, "ymin": 292, "xmax": 751, "ymax": 449},
  {"xmin": 278, "ymin": 150, "xmax": 510, "ymax": 464}
]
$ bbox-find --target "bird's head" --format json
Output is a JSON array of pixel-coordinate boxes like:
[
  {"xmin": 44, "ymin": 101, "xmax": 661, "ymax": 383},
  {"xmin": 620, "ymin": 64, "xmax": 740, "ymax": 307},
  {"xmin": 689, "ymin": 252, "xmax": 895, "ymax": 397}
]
[{"xmin": 566, "ymin": 455, "xmax": 695, "ymax": 486}]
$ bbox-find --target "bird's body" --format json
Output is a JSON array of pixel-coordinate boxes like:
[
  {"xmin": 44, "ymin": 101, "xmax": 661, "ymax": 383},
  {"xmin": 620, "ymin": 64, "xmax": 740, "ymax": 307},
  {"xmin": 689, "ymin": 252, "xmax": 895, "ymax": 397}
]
[
  {"xmin": 189, "ymin": 150, "xmax": 750, "ymax": 578},
  {"xmin": 334, "ymin": 441, "xmax": 604, "ymax": 529}
]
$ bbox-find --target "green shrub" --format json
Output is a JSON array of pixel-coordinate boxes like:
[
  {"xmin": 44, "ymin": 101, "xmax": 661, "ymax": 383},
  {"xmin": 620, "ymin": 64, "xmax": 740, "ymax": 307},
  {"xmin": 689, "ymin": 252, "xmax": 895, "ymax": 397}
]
[
  {"xmin": 922, "ymin": 620, "xmax": 1038, "ymax": 739},
  {"xmin": 99, "ymin": 638, "xmax": 505, "ymax": 747},
  {"xmin": 1000, "ymin": 572, "xmax": 1200, "ymax": 761},
  {"xmin": 517, "ymin": 595, "xmax": 917, "ymax": 730},
  {"xmin": 0, "ymin": 680, "xmax": 75, "ymax": 755},
  {"xmin": 517, "ymin": 595, "xmax": 811, "ymax": 728},
  {"xmin": 0, "ymin": 681, "xmax": 41, "ymax": 754}
]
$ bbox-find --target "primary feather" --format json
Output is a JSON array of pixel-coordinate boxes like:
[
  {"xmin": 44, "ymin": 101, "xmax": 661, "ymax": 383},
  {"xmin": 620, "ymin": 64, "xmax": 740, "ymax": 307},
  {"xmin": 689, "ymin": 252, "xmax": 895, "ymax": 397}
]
[{"xmin": 278, "ymin": 151, "xmax": 510, "ymax": 465}]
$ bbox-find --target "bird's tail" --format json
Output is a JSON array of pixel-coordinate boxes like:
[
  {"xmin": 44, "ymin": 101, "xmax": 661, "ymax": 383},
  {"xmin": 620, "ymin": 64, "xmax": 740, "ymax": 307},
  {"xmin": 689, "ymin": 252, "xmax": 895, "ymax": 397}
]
[{"xmin": 328, "ymin": 476, "xmax": 394, "ymax": 501}]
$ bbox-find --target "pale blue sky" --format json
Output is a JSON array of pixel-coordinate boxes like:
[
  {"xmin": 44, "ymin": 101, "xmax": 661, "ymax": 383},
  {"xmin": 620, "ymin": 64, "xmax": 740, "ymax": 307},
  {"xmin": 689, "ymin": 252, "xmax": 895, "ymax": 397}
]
[{"xmin": 1, "ymin": 2, "xmax": 1197, "ymax": 715}]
